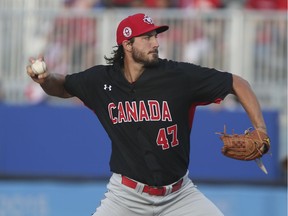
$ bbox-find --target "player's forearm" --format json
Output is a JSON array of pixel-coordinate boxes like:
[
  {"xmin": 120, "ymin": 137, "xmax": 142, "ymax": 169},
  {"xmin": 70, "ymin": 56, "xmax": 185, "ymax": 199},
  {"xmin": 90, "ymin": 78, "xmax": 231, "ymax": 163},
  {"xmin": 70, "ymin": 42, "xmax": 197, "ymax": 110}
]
[
  {"xmin": 40, "ymin": 73, "xmax": 71, "ymax": 98},
  {"xmin": 232, "ymin": 74, "xmax": 267, "ymax": 133}
]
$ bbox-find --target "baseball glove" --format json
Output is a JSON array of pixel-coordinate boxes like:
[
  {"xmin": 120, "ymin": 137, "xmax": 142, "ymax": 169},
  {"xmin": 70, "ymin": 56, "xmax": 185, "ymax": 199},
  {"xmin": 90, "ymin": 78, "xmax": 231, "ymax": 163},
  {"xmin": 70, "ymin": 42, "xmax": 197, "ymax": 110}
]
[{"xmin": 217, "ymin": 126, "xmax": 270, "ymax": 161}]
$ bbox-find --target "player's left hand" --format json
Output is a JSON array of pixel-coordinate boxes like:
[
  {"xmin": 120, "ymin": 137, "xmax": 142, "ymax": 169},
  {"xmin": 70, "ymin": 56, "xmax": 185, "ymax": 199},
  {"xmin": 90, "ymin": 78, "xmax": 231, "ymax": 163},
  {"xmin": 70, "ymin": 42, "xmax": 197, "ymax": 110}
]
[{"xmin": 217, "ymin": 126, "xmax": 270, "ymax": 161}]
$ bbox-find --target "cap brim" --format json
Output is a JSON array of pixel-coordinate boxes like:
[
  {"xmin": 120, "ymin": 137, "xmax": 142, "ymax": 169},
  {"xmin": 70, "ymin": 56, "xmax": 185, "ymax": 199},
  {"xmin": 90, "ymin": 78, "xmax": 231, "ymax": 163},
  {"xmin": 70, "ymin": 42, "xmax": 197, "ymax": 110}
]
[
  {"xmin": 134, "ymin": 25, "xmax": 169, "ymax": 38},
  {"xmin": 155, "ymin": 25, "xmax": 169, "ymax": 34}
]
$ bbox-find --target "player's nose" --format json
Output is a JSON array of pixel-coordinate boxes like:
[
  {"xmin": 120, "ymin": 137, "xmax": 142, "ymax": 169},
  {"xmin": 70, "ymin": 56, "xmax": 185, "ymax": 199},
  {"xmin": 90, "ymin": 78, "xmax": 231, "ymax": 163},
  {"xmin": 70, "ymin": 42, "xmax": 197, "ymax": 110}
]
[{"xmin": 151, "ymin": 37, "xmax": 159, "ymax": 48}]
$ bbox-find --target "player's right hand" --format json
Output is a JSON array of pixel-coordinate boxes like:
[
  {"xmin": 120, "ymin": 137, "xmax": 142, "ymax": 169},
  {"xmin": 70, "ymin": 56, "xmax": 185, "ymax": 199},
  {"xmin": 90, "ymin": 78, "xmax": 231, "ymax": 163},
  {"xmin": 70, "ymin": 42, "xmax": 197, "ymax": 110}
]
[{"xmin": 26, "ymin": 56, "xmax": 49, "ymax": 84}]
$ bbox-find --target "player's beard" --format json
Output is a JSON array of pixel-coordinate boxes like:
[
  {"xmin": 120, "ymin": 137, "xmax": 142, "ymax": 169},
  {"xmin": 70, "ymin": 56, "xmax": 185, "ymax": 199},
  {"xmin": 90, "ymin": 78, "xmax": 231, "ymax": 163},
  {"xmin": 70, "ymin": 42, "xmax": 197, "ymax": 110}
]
[{"xmin": 131, "ymin": 47, "xmax": 159, "ymax": 67}]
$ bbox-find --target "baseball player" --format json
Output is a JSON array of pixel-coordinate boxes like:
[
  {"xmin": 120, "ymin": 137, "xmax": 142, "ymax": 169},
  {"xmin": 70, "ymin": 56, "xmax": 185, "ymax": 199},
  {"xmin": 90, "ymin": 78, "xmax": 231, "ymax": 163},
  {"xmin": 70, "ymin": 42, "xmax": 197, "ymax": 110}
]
[{"xmin": 26, "ymin": 13, "xmax": 269, "ymax": 216}]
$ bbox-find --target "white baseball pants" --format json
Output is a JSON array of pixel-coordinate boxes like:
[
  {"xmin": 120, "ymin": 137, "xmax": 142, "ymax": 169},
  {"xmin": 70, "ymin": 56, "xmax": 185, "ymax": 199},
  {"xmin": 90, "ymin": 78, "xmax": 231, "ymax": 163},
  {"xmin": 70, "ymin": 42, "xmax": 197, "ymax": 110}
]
[{"xmin": 91, "ymin": 172, "xmax": 224, "ymax": 216}]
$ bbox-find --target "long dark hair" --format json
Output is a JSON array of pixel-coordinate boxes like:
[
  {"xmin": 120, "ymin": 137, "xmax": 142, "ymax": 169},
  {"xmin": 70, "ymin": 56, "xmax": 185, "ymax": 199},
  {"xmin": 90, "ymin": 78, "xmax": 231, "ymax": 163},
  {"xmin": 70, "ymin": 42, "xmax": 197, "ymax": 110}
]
[
  {"xmin": 104, "ymin": 38, "xmax": 134, "ymax": 65},
  {"xmin": 104, "ymin": 45, "xmax": 124, "ymax": 65}
]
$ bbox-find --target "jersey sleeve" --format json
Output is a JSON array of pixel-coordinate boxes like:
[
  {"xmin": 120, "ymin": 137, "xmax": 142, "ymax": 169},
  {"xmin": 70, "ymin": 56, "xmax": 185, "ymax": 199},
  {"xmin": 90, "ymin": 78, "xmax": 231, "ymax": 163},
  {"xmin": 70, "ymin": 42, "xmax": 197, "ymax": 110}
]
[
  {"xmin": 64, "ymin": 71, "xmax": 94, "ymax": 106},
  {"xmin": 182, "ymin": 63, "xmax": 233, "ymax": 104}
]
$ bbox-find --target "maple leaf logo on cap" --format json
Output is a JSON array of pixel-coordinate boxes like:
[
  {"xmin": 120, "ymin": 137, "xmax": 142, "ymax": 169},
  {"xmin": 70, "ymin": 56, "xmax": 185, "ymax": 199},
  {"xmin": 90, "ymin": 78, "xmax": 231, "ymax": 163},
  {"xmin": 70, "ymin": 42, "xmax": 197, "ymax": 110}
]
[{"xmin": 143, "ymin": 15, "xmax": 154, "ymax": 25}]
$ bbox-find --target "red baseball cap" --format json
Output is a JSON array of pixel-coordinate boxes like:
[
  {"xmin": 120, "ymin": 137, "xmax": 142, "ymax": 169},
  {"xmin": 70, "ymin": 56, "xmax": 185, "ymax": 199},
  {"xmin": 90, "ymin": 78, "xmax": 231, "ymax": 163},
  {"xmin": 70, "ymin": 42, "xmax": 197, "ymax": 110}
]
[{"xmin": 116, "ymin": 13, "xmax": 169, "ymax": 45}]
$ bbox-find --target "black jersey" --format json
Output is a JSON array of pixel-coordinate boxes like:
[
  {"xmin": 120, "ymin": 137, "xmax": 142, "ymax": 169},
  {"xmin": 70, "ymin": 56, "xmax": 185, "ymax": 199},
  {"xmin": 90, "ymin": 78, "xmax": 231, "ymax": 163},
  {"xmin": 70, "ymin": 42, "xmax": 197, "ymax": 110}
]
[{"xmin": 64, "ymin": 59, "xmax": 232, "ymax": 186}]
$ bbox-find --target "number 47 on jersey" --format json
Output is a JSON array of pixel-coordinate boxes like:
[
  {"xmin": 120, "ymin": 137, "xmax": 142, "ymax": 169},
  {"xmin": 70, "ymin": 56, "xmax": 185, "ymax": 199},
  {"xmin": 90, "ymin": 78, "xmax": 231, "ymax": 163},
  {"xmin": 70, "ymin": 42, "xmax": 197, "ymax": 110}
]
[{"xmin": 156, "ymin": 124, "xmax": 179, "ymax": 150}]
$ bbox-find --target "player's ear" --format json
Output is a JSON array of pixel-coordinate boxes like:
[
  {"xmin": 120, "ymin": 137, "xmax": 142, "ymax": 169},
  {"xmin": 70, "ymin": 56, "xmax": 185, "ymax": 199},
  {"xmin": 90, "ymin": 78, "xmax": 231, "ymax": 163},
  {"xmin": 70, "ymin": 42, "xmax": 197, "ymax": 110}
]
[{"xmin": 123, "ymin": 40, "xmax": 132, "ymax": 51}]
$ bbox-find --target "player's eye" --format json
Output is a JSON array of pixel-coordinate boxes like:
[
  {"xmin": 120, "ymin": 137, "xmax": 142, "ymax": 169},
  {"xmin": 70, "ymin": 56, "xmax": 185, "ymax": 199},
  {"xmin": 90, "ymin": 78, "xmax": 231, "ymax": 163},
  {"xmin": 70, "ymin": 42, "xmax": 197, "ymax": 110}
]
[{"xmin": 144, "ymin": 34, "xmax": 158, "ymax": 40}]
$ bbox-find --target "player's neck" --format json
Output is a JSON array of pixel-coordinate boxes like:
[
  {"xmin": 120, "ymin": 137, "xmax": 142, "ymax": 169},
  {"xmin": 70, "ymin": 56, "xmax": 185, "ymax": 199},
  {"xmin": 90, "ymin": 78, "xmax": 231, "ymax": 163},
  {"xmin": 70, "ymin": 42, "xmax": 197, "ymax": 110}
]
[{"xmin": 123, "ymin": 61, "xmax": 144, "ymax": 83}]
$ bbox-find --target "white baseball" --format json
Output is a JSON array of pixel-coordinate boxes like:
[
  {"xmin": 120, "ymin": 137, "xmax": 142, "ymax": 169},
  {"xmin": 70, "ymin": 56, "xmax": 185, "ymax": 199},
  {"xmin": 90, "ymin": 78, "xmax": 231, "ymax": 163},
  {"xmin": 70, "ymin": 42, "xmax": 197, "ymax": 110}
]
[{"xmin": 31, "ymin": 60, "xmax": 47, "ymax": 75}]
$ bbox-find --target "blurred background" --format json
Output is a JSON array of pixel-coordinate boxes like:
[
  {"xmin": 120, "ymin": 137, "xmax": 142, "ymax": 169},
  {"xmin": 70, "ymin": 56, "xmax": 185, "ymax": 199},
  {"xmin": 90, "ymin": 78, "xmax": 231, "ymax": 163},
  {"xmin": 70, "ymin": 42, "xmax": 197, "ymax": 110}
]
[{"xmin": 0, "ymin": 0, "xmax": 287, "ymax": 215}]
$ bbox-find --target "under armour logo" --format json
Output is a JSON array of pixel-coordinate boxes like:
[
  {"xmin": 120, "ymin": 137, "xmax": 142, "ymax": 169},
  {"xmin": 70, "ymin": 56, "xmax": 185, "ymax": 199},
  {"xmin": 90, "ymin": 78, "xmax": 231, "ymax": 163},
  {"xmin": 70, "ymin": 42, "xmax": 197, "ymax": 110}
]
[{"xmin": 104, "ymin": 84, "xmax": 112, "ymax": 91}]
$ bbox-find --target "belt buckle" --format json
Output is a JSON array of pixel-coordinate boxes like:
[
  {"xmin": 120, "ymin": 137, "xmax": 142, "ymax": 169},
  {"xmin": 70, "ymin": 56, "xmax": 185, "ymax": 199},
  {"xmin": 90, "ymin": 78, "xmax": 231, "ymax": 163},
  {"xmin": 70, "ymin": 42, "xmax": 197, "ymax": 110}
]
[{"xmin": 148, "ymin": 186, "xmax": 166, "ymax": 196}]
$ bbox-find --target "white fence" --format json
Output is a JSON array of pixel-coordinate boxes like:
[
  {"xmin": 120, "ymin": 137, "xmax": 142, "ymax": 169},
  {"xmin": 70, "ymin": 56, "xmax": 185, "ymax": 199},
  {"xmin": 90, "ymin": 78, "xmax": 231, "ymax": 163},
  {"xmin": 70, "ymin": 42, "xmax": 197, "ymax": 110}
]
[{"xmin": 0, "ymin": 9, "xmax": 286, "ymax": 109}]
